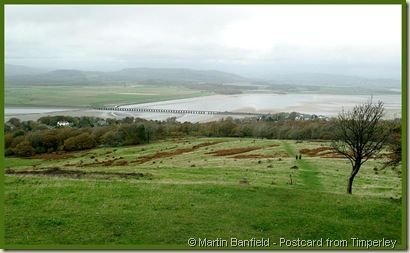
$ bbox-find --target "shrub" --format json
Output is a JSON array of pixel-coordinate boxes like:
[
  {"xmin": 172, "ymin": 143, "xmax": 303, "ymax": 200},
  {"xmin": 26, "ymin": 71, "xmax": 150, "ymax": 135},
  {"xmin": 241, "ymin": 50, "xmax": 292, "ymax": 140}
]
[
  {"xmin": 5, "ymin": 148, "xmax": 14, "ymax": 156},
  {"xmin": 14, "ymin": 141, "xmax": 35, "ymax": 157},
  {"xmin": 34, "ymin": 147, "xmax": 47, "ymax": 154},
  {"xmin": 64, "ymin": 133, "xmax": 95, "ymax": 151}
]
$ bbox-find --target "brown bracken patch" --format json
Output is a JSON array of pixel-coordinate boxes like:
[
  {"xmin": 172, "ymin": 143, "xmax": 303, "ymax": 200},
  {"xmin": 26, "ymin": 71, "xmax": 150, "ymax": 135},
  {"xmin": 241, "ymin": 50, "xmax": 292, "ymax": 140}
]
[
  {"xmin": 115, "ymin": 160, "xmax": 129, "ymax": 166},
  {"xmin": 274, "ymin": 150, "xmax": 291, "ymax": 158},
  {"xmin": 320, "ymin": 154, "xmax": 346, "ymax": 158},
  {"xmin": 136, "ymin": 148, "xmax": 195, "ymax": 164},
  {"xmin": 300, "ymin": 147, "xmax": 345, "ymax": 158},
  {"xmin": 231, "ymin": 154, "xmax": 275, "ymax": 159},
  {"xmin": 135, "ymin": 142, "xmax": 220, "ymax": 164},
  {"xmin": 192, "ymin": 142, "xmax": 220, "ymax": 149},
  {"xmin": 206, "ymin": 147, "xmax": 260, "ymax": 156},
  {"xmin": 300, "ymin": 147, "xmax": 332, "ymax": 156},
  {"xmin": 28, "ymin": 152, "xmax": 74, "ymax": 160}
]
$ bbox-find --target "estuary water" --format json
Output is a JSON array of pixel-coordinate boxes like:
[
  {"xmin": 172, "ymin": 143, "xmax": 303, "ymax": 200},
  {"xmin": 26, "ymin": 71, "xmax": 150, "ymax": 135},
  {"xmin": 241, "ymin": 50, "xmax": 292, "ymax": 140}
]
[
  {"xmin": 120, "ymin": 94, "xmax": 401, "ymax": 119},
  {"xmin": 5, "ymin": 93, "xmax": 402, "ymax": 122}
]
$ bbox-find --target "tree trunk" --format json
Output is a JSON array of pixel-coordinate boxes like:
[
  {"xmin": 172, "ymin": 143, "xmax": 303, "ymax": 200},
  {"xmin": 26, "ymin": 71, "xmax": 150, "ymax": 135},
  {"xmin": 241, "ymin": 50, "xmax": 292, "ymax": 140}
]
[
  {"xmin": 347, "ymin": 175, "xmax": 354, "ymax": 194},
  {"xmin": 347, "ymin": 163, "xmax": 361, "ymax": 194}
]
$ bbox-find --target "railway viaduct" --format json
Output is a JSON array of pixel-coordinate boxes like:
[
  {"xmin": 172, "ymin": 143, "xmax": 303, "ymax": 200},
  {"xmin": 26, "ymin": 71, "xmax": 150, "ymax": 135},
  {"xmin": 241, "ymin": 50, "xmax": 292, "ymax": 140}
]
[{"xmin": 94, "ymin": 107, "xmax": 263, "ymax": 117}]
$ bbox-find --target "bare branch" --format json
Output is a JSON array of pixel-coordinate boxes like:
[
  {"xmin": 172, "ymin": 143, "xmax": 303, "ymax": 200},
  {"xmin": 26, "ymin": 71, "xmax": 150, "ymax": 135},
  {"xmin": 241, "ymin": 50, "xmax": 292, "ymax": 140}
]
[{"xmin": 331, "ymin": 98, "xmax": 390, "ymax": 194}]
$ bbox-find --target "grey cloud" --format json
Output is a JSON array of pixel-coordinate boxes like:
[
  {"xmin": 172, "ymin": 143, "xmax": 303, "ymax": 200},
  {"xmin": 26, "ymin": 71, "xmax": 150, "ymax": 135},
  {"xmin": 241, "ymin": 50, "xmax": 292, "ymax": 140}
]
[{"xmin": 5, "ymin": 5, "xmax": 401, "ymax": 79}]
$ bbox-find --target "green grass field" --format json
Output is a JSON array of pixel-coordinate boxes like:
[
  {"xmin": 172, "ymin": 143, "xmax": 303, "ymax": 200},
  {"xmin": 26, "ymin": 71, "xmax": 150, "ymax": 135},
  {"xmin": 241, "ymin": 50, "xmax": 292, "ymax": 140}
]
[
  {"xmin": 5, "ymin": 84, "xmax": 211, "ymax": 107},
  {"xmin": 4, "ymin": 138, "xmax": 403, "ymax": 249}
]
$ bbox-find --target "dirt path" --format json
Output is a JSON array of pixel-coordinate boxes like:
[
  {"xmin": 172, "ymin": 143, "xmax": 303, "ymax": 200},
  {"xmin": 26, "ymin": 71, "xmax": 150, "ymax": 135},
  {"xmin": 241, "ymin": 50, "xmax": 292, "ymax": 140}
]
[{"xmin": 282, "ymin": 141, "xmax": 324, "ymax": 191}]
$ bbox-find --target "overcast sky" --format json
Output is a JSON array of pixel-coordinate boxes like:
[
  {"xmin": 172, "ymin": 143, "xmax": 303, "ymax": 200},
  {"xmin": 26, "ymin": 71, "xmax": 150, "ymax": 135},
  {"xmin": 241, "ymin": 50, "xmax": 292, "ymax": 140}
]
[{"xmin": 5, "ymin": 4, "xmax": 402, "ymax": 79}]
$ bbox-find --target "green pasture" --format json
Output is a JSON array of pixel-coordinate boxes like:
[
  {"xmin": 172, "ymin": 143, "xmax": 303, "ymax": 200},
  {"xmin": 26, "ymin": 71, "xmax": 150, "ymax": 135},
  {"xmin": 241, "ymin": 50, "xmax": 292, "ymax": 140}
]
[
  {"xmin": 4, "ymin": 138, "xmax": 404, "ymax": 248},
  {"xmin": 5, "ymin": 84, "xmax": 210, "ymax": 107}
]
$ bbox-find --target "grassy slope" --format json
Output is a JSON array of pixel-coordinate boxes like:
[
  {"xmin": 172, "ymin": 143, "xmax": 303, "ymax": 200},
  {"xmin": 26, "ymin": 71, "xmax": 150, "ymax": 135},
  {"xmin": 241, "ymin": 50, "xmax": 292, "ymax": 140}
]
[
  {"xmin": 5, "ymin": 85, "xmax": 211, "ymax": 107},
  {"xmin": 4, "ymin": 138, "xmax": 403, "ymax": 248}
]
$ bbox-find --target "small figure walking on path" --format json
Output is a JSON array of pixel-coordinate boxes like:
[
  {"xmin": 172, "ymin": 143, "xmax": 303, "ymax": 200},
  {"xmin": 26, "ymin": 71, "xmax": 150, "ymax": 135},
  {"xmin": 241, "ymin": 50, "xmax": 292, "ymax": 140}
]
[
  {"xmin": 295, "ymin": 155, "xmax": 298, "ymax": 160},
  {"xmin": 299, "ymin": 154, "xmax": 302, "ymax": 160}
]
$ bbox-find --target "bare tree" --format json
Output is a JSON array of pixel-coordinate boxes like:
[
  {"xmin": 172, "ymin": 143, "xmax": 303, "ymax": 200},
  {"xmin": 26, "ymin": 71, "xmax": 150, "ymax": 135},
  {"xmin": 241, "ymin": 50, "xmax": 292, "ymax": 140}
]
[{"xmin": 332, "ymin": 98, "xmax": 390, "ymax": 194}]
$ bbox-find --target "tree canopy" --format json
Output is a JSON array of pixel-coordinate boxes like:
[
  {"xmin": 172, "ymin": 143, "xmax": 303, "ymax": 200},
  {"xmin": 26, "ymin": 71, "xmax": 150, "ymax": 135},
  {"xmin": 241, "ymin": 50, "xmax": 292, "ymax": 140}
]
[{"xmin": 332, "ymin": 99, "xmax": 391, "ymax": 194}]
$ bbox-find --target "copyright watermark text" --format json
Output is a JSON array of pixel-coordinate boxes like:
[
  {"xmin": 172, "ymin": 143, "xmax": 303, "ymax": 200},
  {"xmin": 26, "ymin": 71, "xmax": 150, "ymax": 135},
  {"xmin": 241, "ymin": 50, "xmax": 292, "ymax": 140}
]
[
  {"xmin": 188, "ymin": 237, "xmax": 270, "ymax": 247},
  {"xmin": 187, "ymin": 237, "xmax": 398, "ymax": 249}
]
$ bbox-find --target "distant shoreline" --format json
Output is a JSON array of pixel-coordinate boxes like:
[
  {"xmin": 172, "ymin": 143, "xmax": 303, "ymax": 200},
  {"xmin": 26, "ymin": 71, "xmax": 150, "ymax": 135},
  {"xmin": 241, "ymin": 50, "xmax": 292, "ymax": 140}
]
[{"xmin": 5, "ymin": 93, "xmax": 402, "ymax": 123}]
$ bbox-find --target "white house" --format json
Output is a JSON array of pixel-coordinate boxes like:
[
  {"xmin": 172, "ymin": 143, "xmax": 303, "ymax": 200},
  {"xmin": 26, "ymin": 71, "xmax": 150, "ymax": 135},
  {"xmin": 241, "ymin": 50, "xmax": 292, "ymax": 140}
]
[{"xmin": 57, "ymin": 121, "xmax": 71, "ymax": 127}]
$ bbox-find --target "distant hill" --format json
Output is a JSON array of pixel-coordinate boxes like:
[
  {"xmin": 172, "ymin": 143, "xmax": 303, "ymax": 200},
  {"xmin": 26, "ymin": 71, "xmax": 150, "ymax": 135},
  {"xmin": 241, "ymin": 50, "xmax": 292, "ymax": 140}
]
[
  {"xmin": 5, "ymin": 69, "xmax": 107, "ymax": 85},
  {"xmin": 113, "ymin": 68, "xmax": 247, "ymax": 83},
  {"xmin": 5, "ymin": 65, "xmax": 400, "ymax": 91},
  {"xmin": 5, "ymin": 64, "xmax": 52, "ymax": 76},
  {"xmin": 269, "ymin": 72, "xmax": 400, "ymax": 88},
  {"xmin": 5, "ymin": 66, "xmax": 249, "ymax": 85}
]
